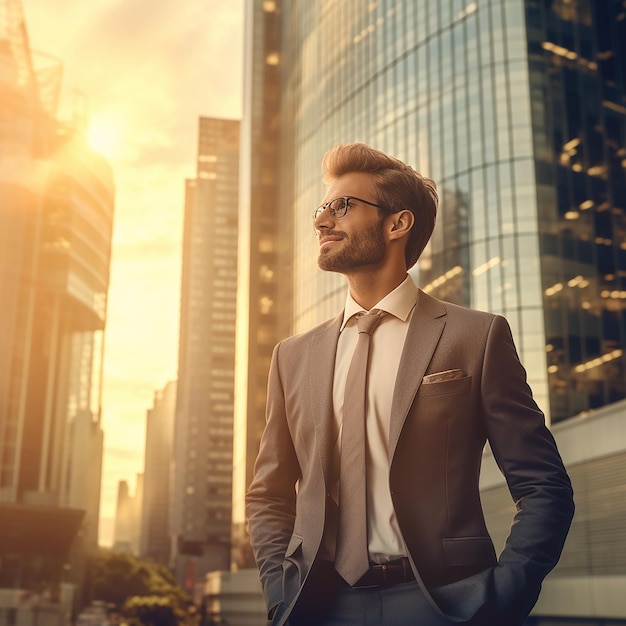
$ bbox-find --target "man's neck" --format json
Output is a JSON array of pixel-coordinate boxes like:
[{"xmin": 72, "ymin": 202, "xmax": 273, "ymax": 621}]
[{"xmin": 346, "ymin": 268, "xmax": 408, "ymax": 311}]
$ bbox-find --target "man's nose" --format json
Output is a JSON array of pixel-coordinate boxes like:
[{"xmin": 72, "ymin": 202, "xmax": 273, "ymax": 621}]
[{"xmin": 314, "ymin": 206, "xmax": 334, "ymax": 231}]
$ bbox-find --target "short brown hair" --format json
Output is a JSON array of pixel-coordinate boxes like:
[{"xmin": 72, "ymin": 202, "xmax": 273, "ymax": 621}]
[{"xmin": 322, "ymin": 142, "xmax": 438, "ymax": 269}]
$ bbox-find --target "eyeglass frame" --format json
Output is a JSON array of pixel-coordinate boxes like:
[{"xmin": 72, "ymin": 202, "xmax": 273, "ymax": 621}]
[{"xmin": 313, "ymin": 195, "xmax": 388, "ymax": 222}]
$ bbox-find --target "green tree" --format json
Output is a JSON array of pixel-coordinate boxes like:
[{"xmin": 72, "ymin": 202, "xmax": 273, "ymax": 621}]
[{"xmin": 82, "ymin": 550, "xmax": 195, "ymax": 626}]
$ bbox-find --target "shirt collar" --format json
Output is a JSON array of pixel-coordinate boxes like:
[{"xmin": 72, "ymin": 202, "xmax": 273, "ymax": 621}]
[{"xmin": 340, "ymin": 274, "xmax": 418, "ymax": 331}]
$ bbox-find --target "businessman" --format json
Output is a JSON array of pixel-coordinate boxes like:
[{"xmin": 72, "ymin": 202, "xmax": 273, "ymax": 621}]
[{"xmin": 246, "ymin": 143, "xmax": 574, "ymax": 625}]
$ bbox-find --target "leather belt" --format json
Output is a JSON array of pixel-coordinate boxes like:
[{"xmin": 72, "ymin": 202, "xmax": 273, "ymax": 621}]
[{"xmin": 352, "ymin": 557, "xmax": 415, "ymax": 588}]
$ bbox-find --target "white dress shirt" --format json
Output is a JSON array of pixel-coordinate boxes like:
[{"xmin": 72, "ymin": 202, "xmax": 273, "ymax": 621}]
[{"xmin": 332, "ymin": 274, "xmax": 418, "ymax": 563}]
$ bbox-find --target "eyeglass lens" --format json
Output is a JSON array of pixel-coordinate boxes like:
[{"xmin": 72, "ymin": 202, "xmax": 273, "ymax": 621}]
[{"xmin": 314, "ymin": 197, "xmax": 348, "ymax": 220}]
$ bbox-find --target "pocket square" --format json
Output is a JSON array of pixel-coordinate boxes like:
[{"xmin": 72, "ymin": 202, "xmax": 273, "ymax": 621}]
[{"xmin": 422, "ymin": 369, "xmax": 465, "ymax": 384}]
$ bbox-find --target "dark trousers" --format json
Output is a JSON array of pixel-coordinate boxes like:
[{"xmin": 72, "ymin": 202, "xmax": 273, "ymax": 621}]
[{"xmin": 288, "ymin": 579, "xmax": 456, "ymax": 626}]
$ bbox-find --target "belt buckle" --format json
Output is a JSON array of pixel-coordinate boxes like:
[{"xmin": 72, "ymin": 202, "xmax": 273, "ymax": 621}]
[{"xmin": 381, "ymin": 563, "xmax": 388, "ymax": 585}]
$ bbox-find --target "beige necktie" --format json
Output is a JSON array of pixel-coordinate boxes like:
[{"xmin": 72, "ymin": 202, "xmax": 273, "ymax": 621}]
[{"xmin": 335, "ymin": 309, "xmax": 385, "ymax": 585}]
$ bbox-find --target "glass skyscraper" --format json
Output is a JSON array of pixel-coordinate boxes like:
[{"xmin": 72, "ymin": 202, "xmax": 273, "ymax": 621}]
[
  {"xmin": 279, "ymin": 0, "xmax": 625, "ymax": 426},
  {"xmin": 232, "ymin": 0, "xmax": 291, "ymax": 570},
  {"xmin": 231, "ymin": 1, "xmax": 626, "ymax": 623}
]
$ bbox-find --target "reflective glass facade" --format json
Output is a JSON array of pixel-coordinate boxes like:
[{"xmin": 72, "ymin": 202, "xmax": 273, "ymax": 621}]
[
  {"xmin": 526, "ymin": 0, "xmax": 626, "ymax": 423},
  {"xmin": 232, "ymin": 0, "xmax": 291, "ymax": 570},
  {"xmin": 280, "ymin": 0, "xmax": 626, "ymax": 425},
  {"xmin": 234, "ymin": 1, "xmax": 626, "ymax": 619}
]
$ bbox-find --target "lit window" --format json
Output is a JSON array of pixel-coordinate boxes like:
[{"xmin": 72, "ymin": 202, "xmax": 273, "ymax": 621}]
[{"xmin": 260, "ymin": 296, "xmax": 273, "ymax": 314}]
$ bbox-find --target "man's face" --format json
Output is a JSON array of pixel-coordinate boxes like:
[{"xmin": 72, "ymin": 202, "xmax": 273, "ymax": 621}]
[{"xmin": 314, "ymin": 172, "xmax": 387, "ymax": 274}]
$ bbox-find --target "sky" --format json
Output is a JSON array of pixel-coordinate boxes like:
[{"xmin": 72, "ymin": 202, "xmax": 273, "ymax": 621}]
[{"xmin": 23, "ymin": 0, "xmax": 244, "ymax": 545}]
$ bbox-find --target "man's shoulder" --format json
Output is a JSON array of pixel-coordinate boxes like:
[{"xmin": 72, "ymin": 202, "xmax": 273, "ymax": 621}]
[
  {"xmin": 277, "ymin": 313, "xmax": 342, "ymax": 350},
  {"xmin": 441, "ymin": 299, "xmax": 496, "ymax": 321},
  {"xmin": 421, "ymin": 290, "xmax": 499, "ymax": 325}
]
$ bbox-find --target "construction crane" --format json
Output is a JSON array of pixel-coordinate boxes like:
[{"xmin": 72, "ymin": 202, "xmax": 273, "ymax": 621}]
[{"xmin": 0, "ymin": 0, "xmax": 62, "ymax": 117}]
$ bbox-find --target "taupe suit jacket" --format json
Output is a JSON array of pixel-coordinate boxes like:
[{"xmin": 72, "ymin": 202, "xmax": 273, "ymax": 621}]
[{"xmin": 246, "ymin": 290, "xmax": 574, "ymax": 626}]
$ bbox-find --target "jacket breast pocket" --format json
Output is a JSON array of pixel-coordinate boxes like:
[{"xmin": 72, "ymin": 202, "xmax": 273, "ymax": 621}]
[{"xmin": 419, "ymin": 375, "xmax": 471, "ymax": 397}]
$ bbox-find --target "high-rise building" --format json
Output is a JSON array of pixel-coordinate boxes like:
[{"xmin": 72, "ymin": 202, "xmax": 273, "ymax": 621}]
[
  {"xmin": 233, "ymin": 1, "xmax": 626, "ymax": 622},
  {"xmin": 0, "ymin": 0, "xmax": 114, "ymax": 619},
  {"xmin": 172, "ymin": 117, "xmax": 240, "ymax": 591},
  {"xmin": 140, "ymin": 380, "xmax": 176, "ymax": 566},
  {"xmin": 0, "ymin": 95, "xmax": 113, "ymax": 524},
  {"xmin": 64, "ymin": 409, "xmax": 105, "ymax": 548},
  {"xmin": 113, "ymin": 476, "xmax": 142, "ymax": 555},
  {"xmin": 113, "ymin": 479, "xmax": 133, "ymax": 553},
  {"xmin": 232, "ymin": 0, "xmax": 292, "ymax": 571}
]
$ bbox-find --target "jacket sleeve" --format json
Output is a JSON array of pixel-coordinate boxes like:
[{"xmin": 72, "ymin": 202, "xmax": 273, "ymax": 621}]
[
  {"xmin": 245, "ymin": 341, "xmax": 301, "ymax": 615},
  {"xmin": 480, "ymin": 314, "xmax": 574, "ymax": 623}
]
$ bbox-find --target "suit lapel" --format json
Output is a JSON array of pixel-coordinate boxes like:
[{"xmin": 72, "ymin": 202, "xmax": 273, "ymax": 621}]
[
  {"xmin": 389, "ymin": 290, "xmax": 447, "ymax": 460},
  {"xmin": 308, "ymin": 312, "xmax": 343, "ymax": 486}
]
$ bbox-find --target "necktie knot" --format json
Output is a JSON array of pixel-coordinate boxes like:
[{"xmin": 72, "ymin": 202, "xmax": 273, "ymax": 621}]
[{"xmin": 356, "ymin": 309, "xmax": 385, "ymax": 335}]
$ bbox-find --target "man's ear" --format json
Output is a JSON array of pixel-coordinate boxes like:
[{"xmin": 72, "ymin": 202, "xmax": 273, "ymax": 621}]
[{"xmin": 388, "ymin": 210, "xmax": 414, "ymax": 241}]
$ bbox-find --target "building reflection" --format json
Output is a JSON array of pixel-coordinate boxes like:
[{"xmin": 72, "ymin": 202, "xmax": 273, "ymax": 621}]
[
  {"xmin": 231, "ymin": 0, "xmax": 290, "ymax": 572},
  {"xmin": 526, "ymin": 0, "xmax": 626, "ymax": 422}
]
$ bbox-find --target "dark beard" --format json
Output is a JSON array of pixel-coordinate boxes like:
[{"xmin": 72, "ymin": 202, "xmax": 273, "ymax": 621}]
[{"xmin": 317, "ymin": 219, "xmax": 386, "ymax": 273}]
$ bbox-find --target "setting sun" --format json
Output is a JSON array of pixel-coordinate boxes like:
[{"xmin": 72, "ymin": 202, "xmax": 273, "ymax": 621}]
[{"xmin": 87, "ymin": 115, "xmax": 123, "ymax": 158}]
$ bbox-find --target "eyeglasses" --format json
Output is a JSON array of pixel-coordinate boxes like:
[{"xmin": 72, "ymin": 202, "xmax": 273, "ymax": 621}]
[{"xmin": 313, "ymin": 196, "xmax": 386, "ymax": 221}]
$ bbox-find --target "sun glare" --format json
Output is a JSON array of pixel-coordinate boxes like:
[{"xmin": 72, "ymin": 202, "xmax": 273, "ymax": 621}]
[{"xmin": 87, "ymin": 116, "xmax": 123, "ymax": 159}]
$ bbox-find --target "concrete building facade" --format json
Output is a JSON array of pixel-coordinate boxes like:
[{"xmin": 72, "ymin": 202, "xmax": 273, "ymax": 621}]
[
  {"xmin": 140, "ymin": 381, "xmax": 177, "ymax": 566},
  {"xmin": 172, "ymin": 117, "xmax": 240, "ymax": 592},
  {"xmin": 113, "ymin": 476, "xmax": 142, "ymax": 555}
]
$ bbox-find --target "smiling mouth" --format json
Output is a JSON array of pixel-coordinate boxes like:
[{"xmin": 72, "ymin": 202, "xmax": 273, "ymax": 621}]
[{"xmin": 319, "ymin": 235, "xmax": 343, "ymax": 248}]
